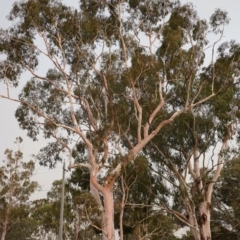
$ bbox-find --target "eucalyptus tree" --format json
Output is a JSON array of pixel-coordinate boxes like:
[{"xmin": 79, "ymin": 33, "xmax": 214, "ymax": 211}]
[
  {"xmin": 180, "ymin": 157, "xmax": 240, "ymax": 240},
  {"xmin": 0, "ymin": 138, "xmax": 39, "ymax": 240},
  {"xmin": 210, "ymin": 157, "xmax": 240, "ymax": 239},
  {"xmin": 0, "ymin": 0, "xmax": 240, "ymax": 239}
]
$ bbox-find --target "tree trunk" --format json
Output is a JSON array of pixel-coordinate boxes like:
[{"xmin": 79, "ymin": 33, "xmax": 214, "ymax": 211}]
[
  {"xmin": 199, "ymin": 201, "xmax": 211, "ymax": 240},
  {"xmin": 186, "ymin": 201, "xmax": 211, "ymax": 240},
  {"xmin": 185, "ymin": 200, "xmax": 201, "ymax": 240},
  {"xmin": 119, "ymin": 176, "xmax": 126, "ymax": 240},
  {"xmin": 1, "ymin": 210, "xmax": 9, "ymax": 240},
  {"xmin": 102, "ymin": 188, "xmax": 115, "ymax": 240},
  {"xmin": 74, "ymin": 210, "xmax": 79, "ymax": 240},
  {"xmin": 188, "ymin": 215, "xmax": 201, "ymax": 240},
  {"xmin": 1, "ymin": 185, "xmax": 13, "ymax": 240}
]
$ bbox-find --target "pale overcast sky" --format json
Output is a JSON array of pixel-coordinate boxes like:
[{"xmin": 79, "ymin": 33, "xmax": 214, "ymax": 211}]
[{"xmin": 0, "ymin": 0, "xmax": 240, "ymax": 200}]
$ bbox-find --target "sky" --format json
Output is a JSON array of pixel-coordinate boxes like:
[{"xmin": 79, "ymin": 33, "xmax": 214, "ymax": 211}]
[{"xmin": 0, "ymin": 0, "xmax": 240, "ymax": 201}]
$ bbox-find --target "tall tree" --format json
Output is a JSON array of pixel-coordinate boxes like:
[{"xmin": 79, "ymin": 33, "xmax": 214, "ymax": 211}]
[
  {"xmin": 1, "ymin": 1, "xmax": 240, "ymax": 239},
  {"xmin": 0, "ymin": 137, "xmax": 39, "ymax": 240}
]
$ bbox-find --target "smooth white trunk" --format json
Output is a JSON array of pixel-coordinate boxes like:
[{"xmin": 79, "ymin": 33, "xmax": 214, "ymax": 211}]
[
  {"xmin": 184, "ymin": 200, "xmax": 201, "ymax": 240},
  {"xmin": 187, "ymin": 201, "xmax": 211, "ymax": 240},
  {"xmin": 188, "ymin": 215, "xmax": 201, "ymax": 240},
  {"xmin": 90, "ymin": 171, "xmax": 116, "ymax": 240},
  {"xmin": 199, "ymin": 201, "xmax": 211, "ymax": 240},
  {"xmin": 102, "ymin": 188, "xmax": 115, "ymax": 240}
]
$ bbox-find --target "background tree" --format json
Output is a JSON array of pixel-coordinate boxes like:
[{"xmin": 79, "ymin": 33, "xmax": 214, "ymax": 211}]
[
  {"xmin": 180, "ymin": 157, "xmax": 240, "ymax": 240},
  {"xmin": 1, "ymin": 1, "xmax": 240, "ymax": 239},
  {"xmin": 4, "ymin": 206, "xmax": 37, "ymax": 240},
  {"xmin": 146, "ymin": 104, "xmax": 239, "ymax": 239},
  {"xmin": 30, "ymin": 198, "xmax": 58, "ymax": 240},
  {"xmin": 30, "ymin": 171, "xmax": 102, "ymax": 240},
  {"xmin": 210, "ymin": 157, "xmax": 240, "ymax": 239},
  {"xmin": 114, "ymin": 155, "xmax": 177, "ymax": 240},
  {"xmin": 0, "ymin": 137, "xmax": 40, "ymax": 240},
  {"xmin": 30, "ymin": 182, "xmax": 69, "ymax": 240},
  {"xmin": 66, "ymin": 169, "xmax": 102, "ymax": 240}
]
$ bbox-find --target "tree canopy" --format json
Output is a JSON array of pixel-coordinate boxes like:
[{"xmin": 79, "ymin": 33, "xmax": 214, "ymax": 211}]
[{"xmin": 1, "ymin": 0, "xmax": 240, "ymax": 239}]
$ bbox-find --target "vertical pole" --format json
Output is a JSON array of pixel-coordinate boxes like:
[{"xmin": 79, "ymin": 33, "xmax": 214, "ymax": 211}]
[{"xmin": 59, "ymin": 161, "xmax": 66, "ymax": 240}]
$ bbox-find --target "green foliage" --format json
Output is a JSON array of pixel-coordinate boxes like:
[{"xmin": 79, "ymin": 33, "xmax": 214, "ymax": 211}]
[
  {"xmin": 1, "ymin": 0, "xmax": 240, "ymax": 239},
  {"xmin": 210, "ymin": 9, "xmax": 230, "ymax": 33},
  {"xmin": 5, "ymin": 208, "xmax": 38, "ymax": 240},
  {"xmin": 0, "ymin": 0, "xmax": 238, "ymax": 169},
  {"xmin": 113, "ymin": 155, "xmax": 176, "ymax": 239},
  {"xmin": 211, "ymin": 157, "xmax": 240, "ymax": 239},
  {"xmin": 29, "ymin": 175, "xmax": 103, "ymax": 239}
]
